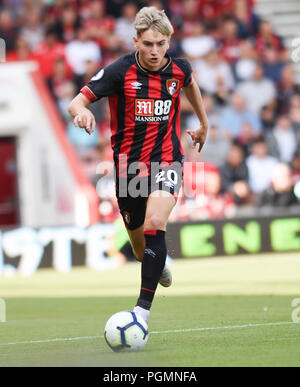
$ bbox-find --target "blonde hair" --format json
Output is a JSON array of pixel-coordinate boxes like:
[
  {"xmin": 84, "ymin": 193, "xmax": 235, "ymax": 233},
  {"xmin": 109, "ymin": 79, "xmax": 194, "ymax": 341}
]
[{"xmin": 134, "ymin": 6, "xmax": 174, "ymax": 37}]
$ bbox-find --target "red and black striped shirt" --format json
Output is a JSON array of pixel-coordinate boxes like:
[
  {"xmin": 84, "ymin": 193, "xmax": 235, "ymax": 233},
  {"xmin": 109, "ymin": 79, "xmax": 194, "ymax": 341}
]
[{"xmin": 80, "ymin": 51, "xmax": 192, "ymax": 174}]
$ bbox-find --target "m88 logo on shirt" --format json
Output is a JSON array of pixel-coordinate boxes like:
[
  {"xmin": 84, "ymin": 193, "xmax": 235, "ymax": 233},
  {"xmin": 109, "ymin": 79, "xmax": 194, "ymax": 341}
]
[
  {"xmin": 135, "ymin": 99, "xmax": 172, "ymax": 121},
  {"xmin": 135, "ymin": 99, "xmax": 154, "ymax": 116}
]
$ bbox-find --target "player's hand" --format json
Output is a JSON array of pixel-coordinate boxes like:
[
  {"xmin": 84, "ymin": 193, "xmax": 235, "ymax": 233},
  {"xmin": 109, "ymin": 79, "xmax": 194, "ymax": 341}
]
[
  {"xmin": 73, "ymin": 111, "xmax": 96, "ymax": 135},
  {"xmin": 186, "ymin": 127, "xmax": 207, "ymax": 153}
]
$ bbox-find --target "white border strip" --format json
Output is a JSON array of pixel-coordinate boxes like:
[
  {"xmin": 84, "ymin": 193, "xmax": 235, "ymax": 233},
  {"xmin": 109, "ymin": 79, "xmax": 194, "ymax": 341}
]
[{"xmin": 0, "ymin": 321, "xmax": 298, "ymax": 347}]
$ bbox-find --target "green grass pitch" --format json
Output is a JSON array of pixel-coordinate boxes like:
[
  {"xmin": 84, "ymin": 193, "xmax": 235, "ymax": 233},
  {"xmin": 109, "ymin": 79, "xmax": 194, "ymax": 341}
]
[{"xmin": 0, "ymin": 252, "xmax": 300, "ymax": 367}]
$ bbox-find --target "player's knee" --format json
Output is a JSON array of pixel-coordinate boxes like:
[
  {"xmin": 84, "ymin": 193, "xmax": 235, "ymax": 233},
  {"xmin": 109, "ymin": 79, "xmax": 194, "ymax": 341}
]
[{"xmin": 146, "ymin": 215, "xmax": 165, "ymax": 231}]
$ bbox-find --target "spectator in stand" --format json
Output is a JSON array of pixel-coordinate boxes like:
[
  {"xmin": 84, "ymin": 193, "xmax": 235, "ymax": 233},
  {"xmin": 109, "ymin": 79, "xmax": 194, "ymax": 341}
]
[
  {"xmin": 255, "ymin": 20, "xmax": 286, "ymax": 61},
  {"xmin": 186, "ymin": 93, "xmax": 230, "ymax": 178},
  {"xmin": 57, "ymin": 81, "xmax": 77, "ymax": 122},
  {"xmin": 93, "ymin": 100, "xmax": 113, "ymax": 146},
  {"xmin": 115, "ymin": 2, "xmax": 137, "ymax": 51},
  {"xmin": 167, "ymin": 0, "xmax": 184, "ymax": 40},
  {"xmin": 34, "ymin": 28, "xmax": 67, "ymax": 81},
  {"xmin": 0, "ymin": 9, "xmax": 19, "ymax": 52},
  {"xmin": 266, "ymin": 115, "xmax": 297, "ymax": 164},
  {"xmin": 6, "ymin": 36, "xmax": 36, "ymax": 62},
  {"xmin": 43, "ymin": 0, "xmax": 71, "ymax": 30},
  {"xmin": 246, "ymin": 136, "xmax": 279, "ymax": 194},
  {"xmin": 67, "ymin": 118, "xmax": 100, "ymax": 154},
  {"xmin": 52, "ymin": 6, "xmax": 81, "ymax": 43},
  {"xmin": 193, "ymin": 49, "xmax": 235, "ymax": 96},
  {"xmin": 9, "ymin": 0, "xmax": 43, "ymax": 22},
  {"xmin": 83, "ymin": 60, "xmax": 101, "ymax": 85},
  {"xmin": 233, "ymin": 0, "xmax": 259, "ymax": 39},
  {"xmin": 179, "ymin": 0, "xmax": 200, "ymax": 37},
  {"xmin": 195, "ymin": 166, "xmax": 235, "ymax": 219},
  {"xmin": 219, "ymin": 92, "xmax": 262, "ymax": 139},
  {"xmin": 95, "ymin": 149, "xmax": 116, "ymax": 207},
  {"xmin": 20, "ymin": 8, "xmax": 44, "ymax": 50},
  {"xmin": 47, "ymin": 56, "xmax": 75, "ymax": 121},
  {"xmin": 237, "ymin": 63, "xmax": 276, "ymax": 116},
  {"xmin": 82, "ymin": 0, "xmax": 115, "ymax": 51},
  {"xmin": 106, "ymin": 0, "xmax": 146, "ymax": 19},
  {"xmin": 197, "ymin": 0, "xmax": 234, "ymax": 20},
  {"xmin": 260, "ymin": 105, "xmax": 277, "ymax": 134},
  {"xmin": 289, "ymin": 94, "xmax": 300, "ymax": 134},
  {"xmin": 177, "ymin": 162, "xmax": 235, "ymax": 221},
  {"xmin": 183, "ymin": 93, "xmax": 220, "ymax": 132},
  {"xmin": 181, "ymin": 20, "xmax": 216, "ymax": 61},
  {"xmin": 65, "ymin": 26, "xmax": 102, "ymax": 91},
  {"xmin": 146, "ymin": 0, "xmax": 169, "ymax": 12},
  {"xmin": 48, "ymin": 56, "xmax": 72, "ymax": 98},
  {"xmin": 290, "ymin": 149, "xmax": 300, "ymax": 185},
  {"xmin": 79, "ymin": 146, "xmax": 103, "ymax": 185},
  {"xmin": 256, "ymin": 163, "xmax": 299, "ymax": 208},
  {"xmin": 235, "ymin": 122, "xmax": 259, "ymax": 157},
  {"xmin": 219, "ymin": 17, "xmax": 241, "ymax": 65},
  {"xmin": 168, "ymin": 0, "xmax": 183, "ymax": 16},
  {"xmin": 220, "ymin": 142, "xmax": 252, "ymax": 206},
  {"xmin": 277, "ymin": 64, "xmax": 300, "ymax": 115},
  {"xmin": 78, "ymin": 0, "xmax": 93, "ymax": 20},
  {"xmin": 199, "ymin": 125, "xmax": 231, "ymax": 167},
  {"xmin": 262, "ymin": 47, "xmax": 285, "ymax": 85},
  {"xmin": 234, "ymin": 39, "xmax": 258, "ymax": 82}
]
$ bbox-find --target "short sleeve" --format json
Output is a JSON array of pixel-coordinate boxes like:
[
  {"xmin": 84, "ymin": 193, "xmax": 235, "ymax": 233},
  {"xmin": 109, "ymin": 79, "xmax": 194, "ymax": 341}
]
[
  {"xmin": 80, "ymin": 59, "xmax": 123, "ymax": 102},
  {"xmin": 174, "ymin": 58, "xmax": 193, "ymax": 87},
  {"xmin": 182, "ymin": 59, "xmax": 193, "ymax": 87}
]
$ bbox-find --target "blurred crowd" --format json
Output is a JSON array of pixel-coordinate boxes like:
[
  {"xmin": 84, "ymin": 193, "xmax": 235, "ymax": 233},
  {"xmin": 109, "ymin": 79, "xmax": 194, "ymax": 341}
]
[{"xmin": 1, "ymin": 0, "xmax": 299, "ymax": 223}]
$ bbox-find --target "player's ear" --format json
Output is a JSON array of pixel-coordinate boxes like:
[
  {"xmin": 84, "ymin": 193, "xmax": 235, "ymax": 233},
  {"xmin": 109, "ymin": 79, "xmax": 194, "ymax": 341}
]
[{"xmin": 133, "ymin": 36, "xmax": 138, "ymax": 50}]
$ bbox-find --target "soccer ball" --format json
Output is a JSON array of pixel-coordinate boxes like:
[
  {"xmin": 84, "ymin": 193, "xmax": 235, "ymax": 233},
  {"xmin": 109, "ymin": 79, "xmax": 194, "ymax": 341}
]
[{"xmin": 104, "ymin": 311, "xmax": 149, "ymax": 352}]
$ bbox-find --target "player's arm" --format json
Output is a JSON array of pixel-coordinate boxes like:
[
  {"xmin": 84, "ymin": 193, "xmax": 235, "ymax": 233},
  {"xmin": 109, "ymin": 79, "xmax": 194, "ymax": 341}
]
[
  {"xmin": 183, "ymin": 75, "xmax": 209, "ymax": 153},
  {"xmin": 68, "ymin": 92, "xmax": 96, "ymax": 135}
]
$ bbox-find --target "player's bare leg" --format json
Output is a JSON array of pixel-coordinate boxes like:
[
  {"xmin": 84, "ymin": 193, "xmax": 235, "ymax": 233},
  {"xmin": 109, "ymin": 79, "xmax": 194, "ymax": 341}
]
[
  {"xmin": 134, "ymin": 190, "xmax": 176, "ymax": 323},
  {"xmin": 126, "ymin": 225, "xmax": 145, "ymax": 262},
  {"xmin": 126, "ymin": 189, "xmax": 175, "ymax": 250},
  {"xmin": 126, "ymin": 191, "xmax": 175, "ymax": 258},
  {"xmin": 144, "ymin": 190, "xmax": 176, "ymax": 231}
]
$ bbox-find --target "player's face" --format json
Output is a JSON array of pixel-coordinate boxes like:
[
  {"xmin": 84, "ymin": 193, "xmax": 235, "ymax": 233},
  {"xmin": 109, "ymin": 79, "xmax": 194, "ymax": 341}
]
[{"xmin": 134, "ymin": 28, "xmax": 170, "ymax": 71}]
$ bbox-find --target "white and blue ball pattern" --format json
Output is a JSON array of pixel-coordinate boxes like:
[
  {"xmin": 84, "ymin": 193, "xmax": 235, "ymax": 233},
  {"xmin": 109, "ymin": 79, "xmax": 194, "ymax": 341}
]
[{"xmin": 104, "ymin": 311, "xmax": 149, "ymax": 352}]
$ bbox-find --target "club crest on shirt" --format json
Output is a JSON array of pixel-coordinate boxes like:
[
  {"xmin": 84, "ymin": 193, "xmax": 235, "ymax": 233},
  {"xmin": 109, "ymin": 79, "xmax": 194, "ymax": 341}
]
[{"xmin": 167, "ymin": 79, "xmax": 179, "ymax": 96}]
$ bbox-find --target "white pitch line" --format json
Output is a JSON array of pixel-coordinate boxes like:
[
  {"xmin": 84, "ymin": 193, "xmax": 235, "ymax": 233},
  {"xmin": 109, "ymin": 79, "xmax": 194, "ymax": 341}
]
[
  {"xmin": 150, "ymin": 321, "xmax": 299, "ymax": 334},
  {"xmin": 0, "ymin": 321, "xmax": 298, "ymax": 347},
  {"xmin": 0, "ymin": 335, "xmax": 104, "ymax": 346}
]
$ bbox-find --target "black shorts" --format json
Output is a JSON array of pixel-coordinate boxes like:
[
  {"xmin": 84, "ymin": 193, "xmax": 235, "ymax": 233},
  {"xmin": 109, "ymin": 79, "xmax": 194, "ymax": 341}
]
[{"xmin": 116, "ymin": 163, "xmax": 183, "ymax": 230}]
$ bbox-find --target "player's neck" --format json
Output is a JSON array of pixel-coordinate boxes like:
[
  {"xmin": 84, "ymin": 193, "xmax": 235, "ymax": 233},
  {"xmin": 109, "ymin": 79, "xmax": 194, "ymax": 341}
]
[{"xmin": 137, "ymin": 52, "xmax": 168, "ymax": 72}]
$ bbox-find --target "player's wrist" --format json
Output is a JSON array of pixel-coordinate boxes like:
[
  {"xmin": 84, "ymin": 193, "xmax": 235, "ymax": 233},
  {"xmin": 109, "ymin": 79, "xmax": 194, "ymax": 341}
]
[
  {"xmin": 200, "ymin": 119, "xmax": 208, "ymax": 130},
  {"xmin": 197, "ymin": 123, "xmax": 208, "ymax": 133}
]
